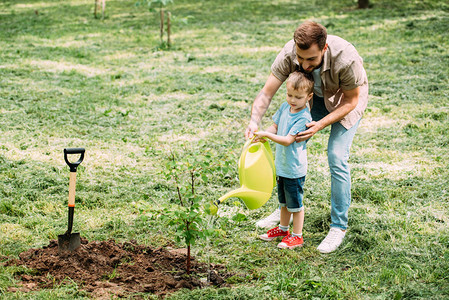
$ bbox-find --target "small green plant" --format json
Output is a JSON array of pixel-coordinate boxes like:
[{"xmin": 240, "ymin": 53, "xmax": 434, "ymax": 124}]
[
  {"xmin": 102, "ymin": 267, "xmax": 119, "ymax": 280},
  {"xmin": 160, "ymin": 143, "xmax": 226, "ymax": 274},
  {"xmin": 162, "ymin": 148, "xmax": 205, "ymax": 274}
]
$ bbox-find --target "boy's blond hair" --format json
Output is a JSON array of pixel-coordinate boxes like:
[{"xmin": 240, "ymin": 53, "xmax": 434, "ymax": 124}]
[{"xmin": 287, "ymin": 71, "xmax": 314, "ymax": 94}]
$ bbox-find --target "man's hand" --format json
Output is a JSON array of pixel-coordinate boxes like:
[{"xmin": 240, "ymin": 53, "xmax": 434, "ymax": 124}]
[
  {"xmin": 295, "ymin": 86, "xmax": 360, "ymax": 143},
  {"xmin": 245, "ymin": 122, "xmax": 258, "ymax": 139},
  {"xmin": 295, "ymin": 121, "xmax": 323, "ymax": 142}
]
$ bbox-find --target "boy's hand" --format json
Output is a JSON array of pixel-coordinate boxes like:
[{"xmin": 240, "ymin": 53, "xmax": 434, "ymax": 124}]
[{"xmin": 253, "ymin": 131, "xmax": 268, "ymax": 143}]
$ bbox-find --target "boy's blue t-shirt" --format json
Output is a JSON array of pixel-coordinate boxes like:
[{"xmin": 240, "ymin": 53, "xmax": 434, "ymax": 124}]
[{"xmin": 272, "ymin": 102, "xmax": 312, "ymax": 179}]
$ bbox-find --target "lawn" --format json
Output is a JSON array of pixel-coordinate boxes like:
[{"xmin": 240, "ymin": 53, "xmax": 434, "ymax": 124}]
[{"xmin": 1, "ymin": 0, "xmax": 449, "ymax": 298}]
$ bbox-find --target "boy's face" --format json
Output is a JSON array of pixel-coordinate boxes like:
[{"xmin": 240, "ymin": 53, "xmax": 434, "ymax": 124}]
[{"xmin": 286, "ymin": 82, "xmax": 313, "ymax": 113}]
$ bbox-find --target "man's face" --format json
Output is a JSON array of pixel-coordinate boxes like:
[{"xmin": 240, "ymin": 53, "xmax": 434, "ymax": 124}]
[{"xmin": 295, "ymin": 43, "xmax": 327, "ymax": 73}]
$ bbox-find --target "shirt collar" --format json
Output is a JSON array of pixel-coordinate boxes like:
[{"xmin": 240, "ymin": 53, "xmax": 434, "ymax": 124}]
[
  {"xmin": 292, "ymin": 42, "xmax": 299, "ymax": 66},
  {"xmin": 322, "ymin": 45, "xmax": 331, "ymax": 73}
]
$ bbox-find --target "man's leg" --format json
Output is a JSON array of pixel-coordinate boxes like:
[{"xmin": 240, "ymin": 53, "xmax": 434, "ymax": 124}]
[
  {"xmin": 310, "ymin": 94, "xmax": 361, "ymax": 252},
  {"xmin": 317, "ymin": 119, "xmax": 360, "ymax": 253},
  {"xmin": 328, "ymin": 120, "xmax": 360, "ymax": 230}
]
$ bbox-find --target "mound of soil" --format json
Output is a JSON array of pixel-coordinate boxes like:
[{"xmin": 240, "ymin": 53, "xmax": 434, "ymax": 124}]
[{"xmin": 4, "ymin": 238, "xmax": 231, "ymax": 298}]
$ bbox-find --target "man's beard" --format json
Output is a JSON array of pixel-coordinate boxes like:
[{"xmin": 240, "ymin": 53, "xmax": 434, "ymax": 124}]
[
  {"xmin": 299, "ymin": 60, "xmax": 323, "ymax": 73},
  {"xmin": 299, "ymin": 65, "xmax": 314, "ymax": 73}
]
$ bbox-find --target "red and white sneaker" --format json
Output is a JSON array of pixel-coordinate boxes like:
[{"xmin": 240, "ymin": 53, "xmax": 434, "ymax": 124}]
[
  {"xmin": 277, "ymin": 235, "xmax": 304, "ymax": 249},
  {"xmin": 259, "ymin": 226, "xmax": 289, "ymax": 241}
]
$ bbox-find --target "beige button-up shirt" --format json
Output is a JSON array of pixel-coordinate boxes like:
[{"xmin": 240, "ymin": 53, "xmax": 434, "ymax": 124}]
[{"xmin": 271, "ymin": 35, "xmax": 369, "ymax": 129}]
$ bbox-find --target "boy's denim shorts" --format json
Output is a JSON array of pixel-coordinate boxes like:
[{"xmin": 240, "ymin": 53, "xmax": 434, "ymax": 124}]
[{"xmin": 277, "ymin": 176, "xmax": 305, "ymax": 213}]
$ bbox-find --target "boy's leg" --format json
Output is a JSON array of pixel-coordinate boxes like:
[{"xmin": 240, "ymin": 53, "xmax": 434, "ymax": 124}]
[
  {"xmin": 287, "ymin": 176, "xmax": 305, "ymax": 236},
  {"xmin": 256, "ymin": 177, "xmax": 293, "ymax": 228},
  {"xmin": 279, "ymin": 207, "xmax": 291, "ymax": 228},
  {"xmin": 258, "ymin": 177, "xmax": 290, "ymax": 241},
  {"xmin": 292, "ymin": 210, "xmax": 304, "ymax": 235},
  {"xmin": 277, "ymin": 177, "xmax": 305, "ymax": 249}
]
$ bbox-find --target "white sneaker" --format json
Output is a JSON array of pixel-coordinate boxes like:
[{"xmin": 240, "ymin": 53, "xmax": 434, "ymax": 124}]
[
  {"xmin": 255, "ymin": 208, "xmax": 293, "ymax": 229},
  {"xmin": 317, "ymin": 227, "xmax": 346, "ymax": 253},
  {"xmin": 255, "ymin": 208, "xmax": 280, "ymax": 228}
]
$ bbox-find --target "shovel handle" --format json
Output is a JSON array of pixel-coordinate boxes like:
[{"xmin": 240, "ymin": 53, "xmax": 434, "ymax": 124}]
[
  {"xmin": 68, "ymin": 172, "xmax": 77, "ymax": 207},
  {"xmin": 64, "ymin": 148, "xmax": 84, "ymax": 207},
  {"xmin": 64, "ymin": 148, "xmax": 85, "ymax": 172}
]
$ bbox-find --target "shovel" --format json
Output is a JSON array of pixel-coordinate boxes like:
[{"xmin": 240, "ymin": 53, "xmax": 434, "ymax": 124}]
[{"xmin": 58, "ymin": 148, "xmax": 85, "ymax": 253}]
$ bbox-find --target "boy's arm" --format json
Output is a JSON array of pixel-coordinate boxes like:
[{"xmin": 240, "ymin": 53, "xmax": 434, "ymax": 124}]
[
  {"xmin": 255, "ymin": 129, "xmax": 296, "ymax": 147},
  {"xmin": 265, "ymin": 123, "xmax": 278, "ymax": 134},
  {"xmin": 253, "ymin": 123, "xmax": 277, "ymax": 143}
]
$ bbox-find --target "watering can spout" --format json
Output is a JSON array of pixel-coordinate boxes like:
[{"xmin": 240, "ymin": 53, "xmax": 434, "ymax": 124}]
[{"xmin": 216, "ymin": 187, "xmax": 272, "ymax": 210}]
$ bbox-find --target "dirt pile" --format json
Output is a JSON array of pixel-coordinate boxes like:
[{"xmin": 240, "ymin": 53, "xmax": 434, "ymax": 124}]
[{"xmin": 4, "ymin": 238, "xmax": 231, "ymax": 298}]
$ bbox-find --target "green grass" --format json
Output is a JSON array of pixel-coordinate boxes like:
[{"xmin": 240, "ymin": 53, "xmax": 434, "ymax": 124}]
[{"xmin": 1, "ymin": 0, "xmax": 449, "ymax": 299}]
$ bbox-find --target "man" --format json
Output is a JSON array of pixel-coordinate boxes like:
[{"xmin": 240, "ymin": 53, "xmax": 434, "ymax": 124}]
[{"xmin": 246, "ymin": 21, "xmax": 368, "ymax": 253}]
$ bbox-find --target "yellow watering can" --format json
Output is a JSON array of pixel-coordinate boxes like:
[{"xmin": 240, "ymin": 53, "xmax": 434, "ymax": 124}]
[{"xmin": 210, "ymin": 137, "xmax": 276, "ymax": 214}]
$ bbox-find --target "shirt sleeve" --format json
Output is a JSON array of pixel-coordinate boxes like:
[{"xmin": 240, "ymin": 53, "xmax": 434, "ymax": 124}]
[
  {"xmin": 272, "ymin": 106, "xmax": 282, "ymax": 125},
  {"xmin": 271, "ymin": 40, "xmax": 296, "ymax": 83},
  {"xmin": 288, "ymin": 118, "xmax": 308, "ymax": 136},
  {"xmin": 339, "ymin": 49, "xmax": 366, "ymax": 91}
]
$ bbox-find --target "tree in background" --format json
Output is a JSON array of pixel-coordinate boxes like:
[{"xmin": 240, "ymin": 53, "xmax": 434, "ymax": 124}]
[
  {"xmin": 137, "ymin": 0, "xmax": 173, "ymax": 48},
  {"xmin": 94, "ymin": 0, "xmax": 106, "ymax": 19},
  {"xmin": 358, "ymin": 0, "xmax": 369, "ymax": 9}
]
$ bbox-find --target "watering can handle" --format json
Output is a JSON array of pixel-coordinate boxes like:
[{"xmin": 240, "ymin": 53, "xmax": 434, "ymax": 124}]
[
  {"xmin": 243, "ymin": 135, "xmax": 257, "ymax": 149},
  {"xmin": 239, "ymin": 136, "xmax": 255, "ymax": 177}
]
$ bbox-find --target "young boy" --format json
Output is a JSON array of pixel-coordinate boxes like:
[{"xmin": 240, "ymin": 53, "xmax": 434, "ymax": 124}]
[{"xmin": 255, "ymin": 71, "xmax": 313, "ymax": 249}]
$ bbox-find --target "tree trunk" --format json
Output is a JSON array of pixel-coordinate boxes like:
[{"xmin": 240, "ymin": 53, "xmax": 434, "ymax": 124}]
[
  {"xmin": 101, "ymin": 0, "xmax": 105, "ymax": 20},
  {"xmin": 94, "ymin": 0, "xmax": 106, "ymax": 19},
  {"xmin": 358, "ymin": 0, "xmax": 369, "ymax": 9},
  {"xmin": 187, "ymin": 244, "xmax": 191, "ymax": 274},
  {"xmin": 167, "ymin": 12, "xmax": 171, "ymax": 47},
  {"xmin": 160, "ymin": 9, "xmax": 164, "ymax": 43}
]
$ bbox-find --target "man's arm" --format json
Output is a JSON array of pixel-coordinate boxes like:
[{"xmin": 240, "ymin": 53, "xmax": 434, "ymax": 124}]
[
  {"xmin": 245, "ymin": 73, "xmax": 283, "ymax": 139},
  {"xmin": 296, "ymin": 86, "xmax": 360, "ymax": 142}
]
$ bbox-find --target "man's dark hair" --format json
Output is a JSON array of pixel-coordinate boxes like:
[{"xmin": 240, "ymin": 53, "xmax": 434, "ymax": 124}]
[{"xmin": 294, "ymin": 21, "xmax": 327, "ymax": 50}]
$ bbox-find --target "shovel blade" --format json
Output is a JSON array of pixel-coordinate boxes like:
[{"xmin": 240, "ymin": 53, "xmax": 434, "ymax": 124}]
[{"xmin": 58, "ymin": 232, "xmax": 80, "ymax": 253}]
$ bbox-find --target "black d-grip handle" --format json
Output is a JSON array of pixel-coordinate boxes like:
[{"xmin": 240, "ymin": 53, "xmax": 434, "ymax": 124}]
[{"xmin": 64, "ymin": 148, "xmax": 85, "ymax": 172}]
